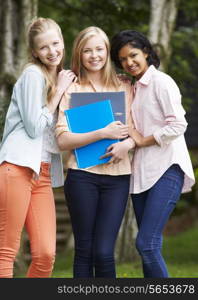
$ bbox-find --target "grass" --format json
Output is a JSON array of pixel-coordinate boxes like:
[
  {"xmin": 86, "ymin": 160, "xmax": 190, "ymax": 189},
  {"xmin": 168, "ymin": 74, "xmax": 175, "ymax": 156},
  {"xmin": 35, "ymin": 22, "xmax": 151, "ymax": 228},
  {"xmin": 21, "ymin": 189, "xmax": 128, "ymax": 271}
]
[
  {"xmin": 51, "ymin": 225, "xmax": 198, "ymax": 278},
  {"xmin": 162, "ymin": 226, "xmax": 198, "ymax": 278}
]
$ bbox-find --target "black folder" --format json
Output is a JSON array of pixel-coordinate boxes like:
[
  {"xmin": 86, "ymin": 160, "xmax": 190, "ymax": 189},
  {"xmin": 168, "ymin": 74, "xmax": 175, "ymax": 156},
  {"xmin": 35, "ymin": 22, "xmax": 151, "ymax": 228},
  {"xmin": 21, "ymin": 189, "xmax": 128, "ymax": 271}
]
[{"xmin": 70, "ymin": 91, "xmax": 126, "ymax": 124}]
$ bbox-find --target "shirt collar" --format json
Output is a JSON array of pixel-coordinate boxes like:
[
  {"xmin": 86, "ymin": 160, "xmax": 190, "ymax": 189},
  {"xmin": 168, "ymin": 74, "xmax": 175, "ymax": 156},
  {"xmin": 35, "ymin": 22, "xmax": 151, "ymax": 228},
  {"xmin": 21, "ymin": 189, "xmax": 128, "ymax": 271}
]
[
  {"xmin": 76, "ymin": 78, "xmax": 99, "ymax": 92},
  {"xmin": 138, "ymin": 65, "xmax": 156, "ymax": 86}
]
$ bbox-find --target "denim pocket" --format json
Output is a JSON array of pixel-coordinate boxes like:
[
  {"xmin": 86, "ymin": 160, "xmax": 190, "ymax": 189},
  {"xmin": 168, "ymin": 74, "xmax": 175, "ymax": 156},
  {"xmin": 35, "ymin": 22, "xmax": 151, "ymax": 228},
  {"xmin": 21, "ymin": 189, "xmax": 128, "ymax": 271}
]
[
  {"xmin": 161, "ymin": 173, "xmax": 184, "ymax": 204},
  {"xmin": 163, "ymin": 164, "xmax": 184, "ymax": 184}
]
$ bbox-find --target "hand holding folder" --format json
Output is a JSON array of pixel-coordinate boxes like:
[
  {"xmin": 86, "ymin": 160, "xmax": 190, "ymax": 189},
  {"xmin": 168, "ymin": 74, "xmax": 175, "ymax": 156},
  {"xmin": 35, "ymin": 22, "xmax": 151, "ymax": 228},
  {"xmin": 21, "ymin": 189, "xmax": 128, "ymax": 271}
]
[{"xmin": 64, "ymin": 100, "xmax": 120, "ymax": 169}]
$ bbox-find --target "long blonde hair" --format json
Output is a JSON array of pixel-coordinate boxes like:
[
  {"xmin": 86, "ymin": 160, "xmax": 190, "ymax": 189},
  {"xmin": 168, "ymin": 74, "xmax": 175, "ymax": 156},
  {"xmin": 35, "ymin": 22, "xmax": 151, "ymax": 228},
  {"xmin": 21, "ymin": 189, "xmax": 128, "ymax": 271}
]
[
  {"xmin": 71, "ymin": 26, "xmax": 119, "ymax": 88},
  {"xmin": 27, "ymin": 17, "xmax": 65, "ymax": 102}
]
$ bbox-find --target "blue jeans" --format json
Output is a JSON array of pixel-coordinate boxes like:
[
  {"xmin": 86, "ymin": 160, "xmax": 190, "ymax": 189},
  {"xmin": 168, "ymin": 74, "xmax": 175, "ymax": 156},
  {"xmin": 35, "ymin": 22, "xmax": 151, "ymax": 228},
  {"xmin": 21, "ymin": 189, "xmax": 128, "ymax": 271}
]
[
  {"xmin": 131, "ymin": 164, "xmax": 184, "ymax": 278},
  {"xmin": 64, "ymin": 169, "xmax": 130, "ymax": 278}
]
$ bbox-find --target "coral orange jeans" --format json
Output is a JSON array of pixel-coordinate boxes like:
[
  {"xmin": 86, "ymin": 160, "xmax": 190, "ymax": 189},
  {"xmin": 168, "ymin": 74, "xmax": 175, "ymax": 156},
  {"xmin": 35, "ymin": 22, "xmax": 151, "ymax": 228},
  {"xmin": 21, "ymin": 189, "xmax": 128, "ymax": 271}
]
[{"xmin": 0, "ymin": 162, "xmax": 56, "ymax": 278}]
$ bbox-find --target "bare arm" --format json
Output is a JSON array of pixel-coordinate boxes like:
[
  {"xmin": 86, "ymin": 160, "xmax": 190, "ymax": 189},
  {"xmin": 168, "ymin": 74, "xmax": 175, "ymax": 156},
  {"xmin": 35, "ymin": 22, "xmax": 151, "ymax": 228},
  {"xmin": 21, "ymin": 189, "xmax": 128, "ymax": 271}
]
[
  {"xmin": 129, "ymin": 128, "xmax": 157, "ymax": 147},
  {"xmin": 57, "ymin": 121, "xmax": 129, "ymax": 151}
]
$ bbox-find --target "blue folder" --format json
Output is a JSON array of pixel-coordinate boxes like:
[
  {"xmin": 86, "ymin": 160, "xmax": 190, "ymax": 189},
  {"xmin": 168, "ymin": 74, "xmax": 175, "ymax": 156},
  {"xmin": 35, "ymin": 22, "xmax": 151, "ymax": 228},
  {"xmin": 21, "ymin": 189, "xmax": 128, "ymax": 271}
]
[
  {"xmin": 70, "ymin": 91, "xmax": 126, "ymax": 124},
  {"xmin": 64, "ymin": 100, "xmax": 118, "ymax": 169}
]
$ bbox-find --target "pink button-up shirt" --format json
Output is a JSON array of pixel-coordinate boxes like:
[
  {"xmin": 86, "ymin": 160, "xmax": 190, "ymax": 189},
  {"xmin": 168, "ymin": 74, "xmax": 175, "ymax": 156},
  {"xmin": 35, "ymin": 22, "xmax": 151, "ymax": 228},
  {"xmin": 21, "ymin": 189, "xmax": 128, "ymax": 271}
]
[{"xmin": 130, "ymin": 65, "xmax": 195, "ymax": 194}]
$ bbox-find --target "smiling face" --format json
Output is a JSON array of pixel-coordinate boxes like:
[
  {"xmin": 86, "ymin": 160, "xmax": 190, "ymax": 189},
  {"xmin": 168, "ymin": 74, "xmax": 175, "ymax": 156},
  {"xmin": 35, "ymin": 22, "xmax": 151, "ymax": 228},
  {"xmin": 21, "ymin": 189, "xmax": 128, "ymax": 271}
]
[
  {"xmin": 81, "ymin": 35, "xmax": 107, "ymax": 74},
  {"xmin": 118, "ymin": 44, "xmax": 149, "ymax": 79},
  {"xmin": 32, "ymin": 29, "xmax": 64, "ymax": 71}
]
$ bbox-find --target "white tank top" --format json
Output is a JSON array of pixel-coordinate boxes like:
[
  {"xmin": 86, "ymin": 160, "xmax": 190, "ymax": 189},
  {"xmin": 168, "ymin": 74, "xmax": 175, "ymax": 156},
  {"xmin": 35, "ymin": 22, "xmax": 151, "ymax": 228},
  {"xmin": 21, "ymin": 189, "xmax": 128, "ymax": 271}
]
[{"xmin": 41, "ymin": 111, "xmax": 60, "ymax": 162}]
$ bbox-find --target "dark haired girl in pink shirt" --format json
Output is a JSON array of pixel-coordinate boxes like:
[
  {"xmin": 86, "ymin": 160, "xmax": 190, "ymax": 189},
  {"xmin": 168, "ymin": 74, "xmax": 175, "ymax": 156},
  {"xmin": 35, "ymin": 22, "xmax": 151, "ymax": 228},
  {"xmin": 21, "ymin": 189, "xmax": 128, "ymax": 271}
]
[{"xmin": 111, "ymin": 30, "xmax": 195, "ymax": 278}]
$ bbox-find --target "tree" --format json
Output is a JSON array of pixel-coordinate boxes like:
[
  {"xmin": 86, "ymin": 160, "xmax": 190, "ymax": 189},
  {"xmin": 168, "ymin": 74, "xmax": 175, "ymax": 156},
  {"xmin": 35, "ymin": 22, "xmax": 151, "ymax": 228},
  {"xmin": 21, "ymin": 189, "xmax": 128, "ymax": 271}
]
[
  {"xmin": 148, "ymin": 0, "xmax": 180, "ymax": 71},
  {"xmin": 39, "ymin": 0, "xmax": 150, "ymax": 64},
  {"xmin": 0, "ymin": 0, "xmax": 38, "ymax": 139}
]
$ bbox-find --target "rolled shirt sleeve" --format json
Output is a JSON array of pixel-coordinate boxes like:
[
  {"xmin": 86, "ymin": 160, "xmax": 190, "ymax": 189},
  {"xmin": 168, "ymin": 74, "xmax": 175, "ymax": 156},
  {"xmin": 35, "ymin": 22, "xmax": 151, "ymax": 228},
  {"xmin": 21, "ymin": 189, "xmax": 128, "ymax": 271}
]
[{"xmin": 153, "ymin": 76, "xmax": 188, "ymax": 147}]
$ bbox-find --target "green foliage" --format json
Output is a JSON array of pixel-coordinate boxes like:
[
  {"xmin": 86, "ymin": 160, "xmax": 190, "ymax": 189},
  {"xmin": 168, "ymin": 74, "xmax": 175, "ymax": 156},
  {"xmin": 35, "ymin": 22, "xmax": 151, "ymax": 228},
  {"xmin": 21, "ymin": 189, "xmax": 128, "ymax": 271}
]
[
  {"xmin": 38, "ymin": 0, "xmax": 150, "ymax": 66},
  {"xmin": 167, "ymin": 0, "xmax": 198, "ymax": 111},
  {"xmin": 168, "ymin": 28, "xmax": 198, "ymax": 111},
  {"xmin": 177, "ymin": 0, "xmax": 198, "ymax": 26},
  {"xmin": 38, "ymin": 0, "xmax": 198, "ymax": 113}
]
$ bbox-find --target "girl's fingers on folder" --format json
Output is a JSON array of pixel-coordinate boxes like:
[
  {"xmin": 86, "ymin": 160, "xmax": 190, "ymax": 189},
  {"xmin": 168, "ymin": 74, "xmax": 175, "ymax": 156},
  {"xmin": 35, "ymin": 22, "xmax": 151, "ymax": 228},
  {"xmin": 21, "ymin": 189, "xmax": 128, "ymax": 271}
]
[
  {"xmin": 103, "ymin": 122, "xmax": 129, "ymax": 139},
  {"xmin": 101, "ymin": 141, "xmax": 132, "ymax": 163},
  {"xmin": 114, "ymin": 121, "xmax": 122, "ymax": 125},
  {"xmin": 100, "ymin": 151, "xmax": 112, "ymax": 160}
]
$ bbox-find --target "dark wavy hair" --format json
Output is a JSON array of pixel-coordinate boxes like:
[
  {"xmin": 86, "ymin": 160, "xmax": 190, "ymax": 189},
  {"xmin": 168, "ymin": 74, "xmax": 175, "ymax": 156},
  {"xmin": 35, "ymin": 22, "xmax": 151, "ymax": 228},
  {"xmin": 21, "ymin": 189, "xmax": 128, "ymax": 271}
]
[{"xmin": 111, "ymin": 30, "xmax": 160, "ymax": 70}]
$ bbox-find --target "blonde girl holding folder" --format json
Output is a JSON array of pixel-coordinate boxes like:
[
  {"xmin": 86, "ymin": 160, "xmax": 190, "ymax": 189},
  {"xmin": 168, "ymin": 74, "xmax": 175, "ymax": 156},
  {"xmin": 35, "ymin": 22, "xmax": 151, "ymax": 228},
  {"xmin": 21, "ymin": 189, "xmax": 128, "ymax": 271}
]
[
  {"xmin": 56, "ymin": 26, "xmax": 135, "ymax": 278},
  {"xmin": 0, "ymin": 17, "xmax": 75, "ymax": 277}
]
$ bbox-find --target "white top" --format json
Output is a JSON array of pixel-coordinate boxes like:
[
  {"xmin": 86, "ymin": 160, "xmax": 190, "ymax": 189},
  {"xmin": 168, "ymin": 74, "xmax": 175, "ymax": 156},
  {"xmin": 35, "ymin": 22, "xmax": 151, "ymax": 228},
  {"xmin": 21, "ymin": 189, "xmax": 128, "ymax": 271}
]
[
  {"xmin": 0, "ymin": 64, "xmax": 64, "ymax": 187},
  {"xmin": 130, "ymin": 65, "xmax": 195, "ymax": 194},
  {"xmin": 41, "ymin": 111, "xmax": 60, "ymax": 162}
]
